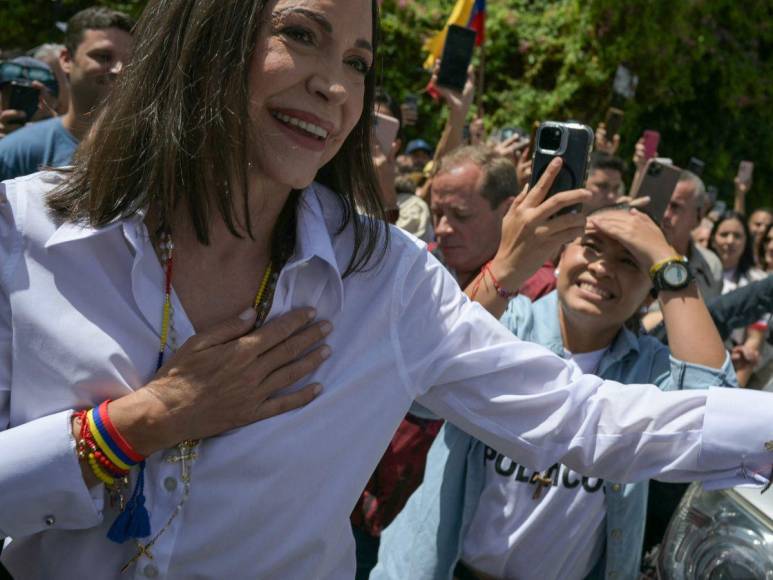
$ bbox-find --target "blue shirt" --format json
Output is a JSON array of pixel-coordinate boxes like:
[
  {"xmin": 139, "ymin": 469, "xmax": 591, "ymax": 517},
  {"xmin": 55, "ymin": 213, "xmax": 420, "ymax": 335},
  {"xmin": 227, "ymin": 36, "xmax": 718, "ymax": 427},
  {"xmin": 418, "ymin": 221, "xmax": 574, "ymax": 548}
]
[
  {"xmin": 374, "ymin": 291, "xmax": 738, "ymax": 580},
  {"xmin": 0, "ymin": 118, "xmax": 78, "ymax": 181}
]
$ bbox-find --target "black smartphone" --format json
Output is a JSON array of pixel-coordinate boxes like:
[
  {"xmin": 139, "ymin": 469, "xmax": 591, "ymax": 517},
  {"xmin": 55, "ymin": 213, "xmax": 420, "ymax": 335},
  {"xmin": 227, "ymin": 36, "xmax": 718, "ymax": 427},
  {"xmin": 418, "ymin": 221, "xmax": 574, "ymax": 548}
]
[
  {"xmin": 529, "ymin": 121, "xmax": 595, "ymax": 215},
  {"xmin": 6, "ymin": 81, "xmax": 40, "ymax": 122},
  {"xmin": 631, "ymin": 159, "xmax": 682, "ymax": 224},
  {"xmin": 436, "ymin": 25, "xmax": 476, "ymax": 92},
  {"xmin": 686, "ymin": 157, "xmax": 705, "ymax": 177},
  {"xmin": 604, "ymin": 107, "xmax": 624, "ymax": 137}
]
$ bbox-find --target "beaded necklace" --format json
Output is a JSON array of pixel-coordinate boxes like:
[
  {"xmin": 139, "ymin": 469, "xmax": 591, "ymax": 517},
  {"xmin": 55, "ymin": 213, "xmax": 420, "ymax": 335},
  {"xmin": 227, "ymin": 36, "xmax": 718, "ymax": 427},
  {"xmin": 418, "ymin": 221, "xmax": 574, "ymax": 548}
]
[{"xmin": 122, "ymin": 230, "xmax": 287, "ymax": 572}]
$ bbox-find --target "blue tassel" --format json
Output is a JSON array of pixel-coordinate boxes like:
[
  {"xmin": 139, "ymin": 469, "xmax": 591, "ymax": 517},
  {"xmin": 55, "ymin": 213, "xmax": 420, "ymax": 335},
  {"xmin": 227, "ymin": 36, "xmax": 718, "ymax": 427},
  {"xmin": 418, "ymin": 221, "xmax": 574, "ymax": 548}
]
[{"xmin": 107, "ymin": 461, "xmax": 151, "ymax": 543}]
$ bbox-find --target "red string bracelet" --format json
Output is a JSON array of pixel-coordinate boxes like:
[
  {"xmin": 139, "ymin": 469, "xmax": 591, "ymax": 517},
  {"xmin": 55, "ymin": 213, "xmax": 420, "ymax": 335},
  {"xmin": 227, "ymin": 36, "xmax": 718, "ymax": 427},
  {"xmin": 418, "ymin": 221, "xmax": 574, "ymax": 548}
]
[
  {"xmin": 469, "ymin": 269, "xmax": 485, "ymax": 300},
  {"xmin": 482, "ymin": 261, "xmax": 519, "ymax": 300}
]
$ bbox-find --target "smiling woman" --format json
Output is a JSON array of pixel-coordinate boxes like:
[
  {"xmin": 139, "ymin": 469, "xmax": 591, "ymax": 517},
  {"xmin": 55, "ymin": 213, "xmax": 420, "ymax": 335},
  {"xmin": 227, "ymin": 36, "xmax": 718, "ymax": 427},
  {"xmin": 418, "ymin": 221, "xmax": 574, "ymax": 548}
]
[
  {"xmin": 4, "ymin": 1, "xmax": 773, "ymax": 579},
  {"xmin": 708, "ymin": 211, "xmax": 759, "ymax": 288},
  {"xmin": 49, "ymin": 0, "xmax": 384, "ymax": 276}
]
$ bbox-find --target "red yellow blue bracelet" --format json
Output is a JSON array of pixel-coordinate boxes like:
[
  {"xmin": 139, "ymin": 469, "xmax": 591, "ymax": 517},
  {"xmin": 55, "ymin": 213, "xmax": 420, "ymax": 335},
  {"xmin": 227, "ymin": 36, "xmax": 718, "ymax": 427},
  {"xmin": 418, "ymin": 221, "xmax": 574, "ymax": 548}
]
[{"xmin": 75, "ymin": 401, "xmax": 150, "ymax": 543}]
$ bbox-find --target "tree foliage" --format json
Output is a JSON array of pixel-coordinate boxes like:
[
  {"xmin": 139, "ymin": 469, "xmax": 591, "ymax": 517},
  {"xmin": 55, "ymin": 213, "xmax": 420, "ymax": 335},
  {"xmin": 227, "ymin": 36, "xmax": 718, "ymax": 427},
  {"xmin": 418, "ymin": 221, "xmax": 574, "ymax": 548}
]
[
  {"xmin": 0, "ymin": 0, "xmax": 145, "ymax": 50},
  {"xmin": 379, "ymin": 0, "xmax": 772, "ymax": 207},
  {"xmin": 2, "ymin": 0, "xmax": 770, "ymax": 205}
]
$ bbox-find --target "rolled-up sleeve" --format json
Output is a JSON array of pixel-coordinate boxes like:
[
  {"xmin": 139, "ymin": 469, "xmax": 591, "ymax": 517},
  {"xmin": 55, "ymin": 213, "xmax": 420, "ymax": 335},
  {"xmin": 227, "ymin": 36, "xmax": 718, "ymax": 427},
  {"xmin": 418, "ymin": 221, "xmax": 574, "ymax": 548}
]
[
  {"xmin": 666, "ymin": 352, "xmax": 739, "ymax": 391},
  {"xmin": 393, "ymin": 248, "xmax": 773, "ymax": 488},
  {"xmin": 0, "ymin": 183, "xmax": 103, "ymax": 538}
]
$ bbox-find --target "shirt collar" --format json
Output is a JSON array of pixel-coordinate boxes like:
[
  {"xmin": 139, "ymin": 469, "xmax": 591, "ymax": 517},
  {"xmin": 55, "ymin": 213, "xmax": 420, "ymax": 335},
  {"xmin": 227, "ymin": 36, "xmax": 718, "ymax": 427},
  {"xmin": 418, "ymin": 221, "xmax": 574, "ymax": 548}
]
[
  {"xmin": 44, "ymin": 184, "xmax": 341, "ymax": 273},
  {"xmin": 294, "ymin": 183, "xmax": 343, "ymax": 278},
  {"xmin": 288, "ymin": 183, "xmax": 345, "ymax": 315},
  {"xmin": 44, "ymin": 217, "xmax": 131, "ymax": 249},
  {"xmin": 43, "ymin": 183, "xmax": 346, "ymax": 312}
]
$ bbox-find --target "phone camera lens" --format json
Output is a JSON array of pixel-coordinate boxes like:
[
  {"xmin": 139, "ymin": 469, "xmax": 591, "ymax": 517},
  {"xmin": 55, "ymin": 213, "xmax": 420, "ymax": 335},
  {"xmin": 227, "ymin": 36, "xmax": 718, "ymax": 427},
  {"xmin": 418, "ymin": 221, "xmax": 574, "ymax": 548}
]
[
  {"xmin": 648, "ymin": 162, "xmax": 662, "ymax": 177},
  {"xmin": 539, "ymin": 126, "xmax": 563, "ymax": 150}
]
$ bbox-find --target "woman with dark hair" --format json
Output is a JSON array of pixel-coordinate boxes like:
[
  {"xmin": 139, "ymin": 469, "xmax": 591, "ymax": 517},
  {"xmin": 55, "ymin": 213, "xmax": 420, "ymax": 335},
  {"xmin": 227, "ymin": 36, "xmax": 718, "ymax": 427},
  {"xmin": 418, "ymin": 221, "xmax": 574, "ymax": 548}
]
[
  {"xmin": 2, "ymin": 1, "xmax": 773, "ymax": 578},
  {"xmin": 709, "ymin": 210, "xmax": 762, "ymax": 290},
  {"xmin": 709, "ymin": 211, "xmax": 766, "ymax": 385}
]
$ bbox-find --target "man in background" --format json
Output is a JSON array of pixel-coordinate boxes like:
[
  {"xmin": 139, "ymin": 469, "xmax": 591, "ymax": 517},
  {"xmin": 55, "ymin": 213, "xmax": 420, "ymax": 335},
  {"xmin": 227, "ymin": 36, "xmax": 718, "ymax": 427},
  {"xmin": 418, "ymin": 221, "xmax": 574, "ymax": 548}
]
[
  {"xmin": 661, "ymin": 171, "xmax": 723, "ymax": 301},
  {"xmin": 584, "ymin": 152, "xmax": 626, "ymax": 213},
  {"xmin": 0, "ymin": 56, "xmax": 60, "ymax": 134},
  {"xmin": 431, "ymin": 144, "xmax": 558, "ymax": 300},
  {"xmin": 0, "ymin": 7, "xmax": 134, "ymax": 181}
]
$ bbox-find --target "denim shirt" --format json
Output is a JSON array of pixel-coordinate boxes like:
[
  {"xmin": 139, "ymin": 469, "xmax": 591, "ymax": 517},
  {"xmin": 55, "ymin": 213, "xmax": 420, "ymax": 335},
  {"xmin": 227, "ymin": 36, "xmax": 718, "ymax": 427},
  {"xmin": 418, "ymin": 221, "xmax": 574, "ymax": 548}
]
[{"xmin": 373, "ymin": 291, "xmax": 738, "ymax": 580}]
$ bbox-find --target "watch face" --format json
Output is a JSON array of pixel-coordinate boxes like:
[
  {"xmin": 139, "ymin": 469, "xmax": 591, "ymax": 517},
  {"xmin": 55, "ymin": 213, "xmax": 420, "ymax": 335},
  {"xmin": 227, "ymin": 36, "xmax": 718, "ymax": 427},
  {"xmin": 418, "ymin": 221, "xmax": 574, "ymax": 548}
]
[{"xmin": 663, "ymin": 263, "xmax": 689, "ymax": 286}]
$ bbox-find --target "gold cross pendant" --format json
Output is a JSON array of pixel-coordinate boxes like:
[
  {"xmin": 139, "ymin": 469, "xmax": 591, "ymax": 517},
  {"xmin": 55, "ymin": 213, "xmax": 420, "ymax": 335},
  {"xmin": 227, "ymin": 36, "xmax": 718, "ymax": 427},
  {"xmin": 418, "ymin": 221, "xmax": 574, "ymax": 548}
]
[
  {"xmin": 532, "ymin": 473, "xmax": 553, "ymax": 500},
  {"xmin": 121, "ymin": 542, "xmax": 154, "ymax": 573},
  {"xmin": 166, "ymin": 440, "xmax": 199, "ymax": 483},
  {"xmin": 166, "ymin": 444, "xmax": 198, "ymax": 464}
]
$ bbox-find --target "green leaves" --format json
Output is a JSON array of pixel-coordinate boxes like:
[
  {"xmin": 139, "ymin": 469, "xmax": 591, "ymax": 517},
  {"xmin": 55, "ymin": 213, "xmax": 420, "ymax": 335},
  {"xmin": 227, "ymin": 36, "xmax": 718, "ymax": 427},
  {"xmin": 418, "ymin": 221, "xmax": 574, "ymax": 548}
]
[
  {"xmin": 380, "ymin": 0, "xmax": 771, "ymax": 205},
  {"xmin": 0, "ymin": 0, "xmax": 146, "ymax": 49}
]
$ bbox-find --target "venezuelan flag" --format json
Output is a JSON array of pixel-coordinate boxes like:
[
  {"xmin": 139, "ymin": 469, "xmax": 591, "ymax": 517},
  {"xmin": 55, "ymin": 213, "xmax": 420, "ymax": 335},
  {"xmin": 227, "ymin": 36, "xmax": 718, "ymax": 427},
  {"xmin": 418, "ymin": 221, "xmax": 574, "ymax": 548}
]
[
  {"xmin": 468, "ymin": 0, "xmax": 486, "ymax": 46},
  {"xmin": 423, "ymin": 0, "xmax": 486, "ymax": 70}
]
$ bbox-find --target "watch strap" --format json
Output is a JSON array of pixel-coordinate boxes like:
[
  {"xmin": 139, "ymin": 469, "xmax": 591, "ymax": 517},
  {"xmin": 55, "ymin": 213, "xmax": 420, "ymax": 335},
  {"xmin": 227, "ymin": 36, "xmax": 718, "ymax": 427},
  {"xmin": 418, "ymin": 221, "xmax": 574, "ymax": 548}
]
[{"xmin": 649, "ymin": 255, "xmax": 687, "ymax": 280}]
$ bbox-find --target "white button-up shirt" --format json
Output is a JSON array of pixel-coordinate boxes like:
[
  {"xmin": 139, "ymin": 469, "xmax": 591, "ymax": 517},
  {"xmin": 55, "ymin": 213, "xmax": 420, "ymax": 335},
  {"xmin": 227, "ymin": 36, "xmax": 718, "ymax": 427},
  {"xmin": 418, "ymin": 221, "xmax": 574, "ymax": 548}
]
[{"xmin": 1, "ymin": 172, "xmax": 772, "ymax": 579}]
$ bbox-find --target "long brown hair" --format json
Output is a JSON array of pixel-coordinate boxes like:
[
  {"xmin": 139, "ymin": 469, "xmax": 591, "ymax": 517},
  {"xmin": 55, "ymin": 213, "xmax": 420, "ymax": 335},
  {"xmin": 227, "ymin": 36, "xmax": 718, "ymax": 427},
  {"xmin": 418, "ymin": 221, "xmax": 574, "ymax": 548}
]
[{"xmin": 48, "ymin": 0, "xmax": 385, "ymax": 276}]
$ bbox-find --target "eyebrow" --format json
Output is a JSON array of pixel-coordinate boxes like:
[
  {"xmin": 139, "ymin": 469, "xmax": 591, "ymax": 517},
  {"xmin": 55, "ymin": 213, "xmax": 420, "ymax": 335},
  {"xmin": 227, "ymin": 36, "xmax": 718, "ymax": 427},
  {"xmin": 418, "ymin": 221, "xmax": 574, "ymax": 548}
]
[
  {"xmin": 276, "ymin": 7, "xmax": 374, "ymax": 53},
  {"xmin": 587, "ymin": 233, "xmax": 641, "ymax": 265}
]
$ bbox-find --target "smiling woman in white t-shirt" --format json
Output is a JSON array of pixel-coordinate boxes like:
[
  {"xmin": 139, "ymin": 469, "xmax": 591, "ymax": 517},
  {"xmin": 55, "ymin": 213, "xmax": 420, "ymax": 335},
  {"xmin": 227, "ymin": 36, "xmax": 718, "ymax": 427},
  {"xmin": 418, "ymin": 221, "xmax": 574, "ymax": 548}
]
[{"xmin": 3, "ymin": 1, "xmax": 773, "ymax": 579}]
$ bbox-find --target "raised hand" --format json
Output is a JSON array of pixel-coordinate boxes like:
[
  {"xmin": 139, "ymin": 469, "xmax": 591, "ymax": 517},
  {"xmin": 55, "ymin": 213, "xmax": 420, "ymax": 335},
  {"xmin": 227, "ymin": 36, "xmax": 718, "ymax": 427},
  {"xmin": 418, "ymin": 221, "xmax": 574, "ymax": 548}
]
[
  {"xmin": 632, "ymin": 137, "xmax": 650, "ymax": 173},
  {"xmin": 595, "ymin": 123, "xmax": 620, "ymax": 155},
  {"xmin": 479, "ymin": 159, "xmax": 590, "ymax": 301},
  {"xmin": 0, "ymin": 109, "xmax": 27, "ymax": 138},
  {"xmin": 588, "ymin": 207, "xmax": 677, "ymax": 270},
  {"xmin": 631, "ymin": 135, "xmax": 656, "ymax": 193},
  {"xmin": 515, "ymin": 143, "xmax": 532, "ymax": 188},
  {"xmin": 432, "ymin": 60, "xmax": 475, "ymax": 122},
  {"xmin": 494, "ymin": 133, "xmax": 529, "ymax": 163}
]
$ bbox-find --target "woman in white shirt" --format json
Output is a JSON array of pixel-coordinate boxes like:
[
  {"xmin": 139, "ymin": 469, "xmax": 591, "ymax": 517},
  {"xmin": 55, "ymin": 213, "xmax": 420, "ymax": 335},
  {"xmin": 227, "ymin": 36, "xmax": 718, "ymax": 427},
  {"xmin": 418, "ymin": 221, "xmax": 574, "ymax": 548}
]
[
  {"xmin": 2, "ymin": 1, "xmax": 773, "ymax": 578},
  {"xmin": 710, "ymin": 210, "xmax": 765, "ymax": 292},
  {"xmin": 709, "ymin": 211, "xmax": 767, "ymax": 385}
]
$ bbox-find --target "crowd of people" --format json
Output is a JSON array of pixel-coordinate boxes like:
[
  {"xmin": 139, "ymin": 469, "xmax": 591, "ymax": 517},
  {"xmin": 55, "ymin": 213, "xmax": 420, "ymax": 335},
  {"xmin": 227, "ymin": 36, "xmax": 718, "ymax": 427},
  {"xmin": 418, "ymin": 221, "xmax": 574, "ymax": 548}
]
[{"xmin": 1, "ymin": 2, "xmax": 772, "ymax": 579}]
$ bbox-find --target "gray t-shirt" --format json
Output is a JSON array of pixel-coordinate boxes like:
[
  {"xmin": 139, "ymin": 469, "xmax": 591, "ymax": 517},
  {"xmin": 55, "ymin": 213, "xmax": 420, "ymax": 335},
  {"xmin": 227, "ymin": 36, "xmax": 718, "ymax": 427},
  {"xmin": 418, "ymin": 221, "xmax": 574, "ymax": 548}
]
[{"xmin": 0, "ymin": 117, "xmax": 78, "ymax": 181}]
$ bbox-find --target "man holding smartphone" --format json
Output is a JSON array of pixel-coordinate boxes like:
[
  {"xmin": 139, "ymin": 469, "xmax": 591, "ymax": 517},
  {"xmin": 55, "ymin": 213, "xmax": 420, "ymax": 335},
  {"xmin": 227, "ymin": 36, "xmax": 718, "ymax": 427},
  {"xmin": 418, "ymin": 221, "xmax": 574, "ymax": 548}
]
[
  {"xmin": 0, "ymin": 57, "xmax": 60, "ymax": 137},
  {"xmin": 0, "ymin": 7, "xmax": 133, "ymax": 181}
]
